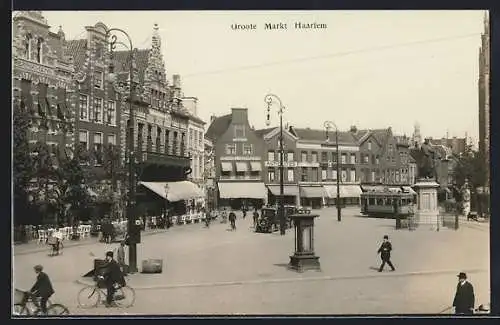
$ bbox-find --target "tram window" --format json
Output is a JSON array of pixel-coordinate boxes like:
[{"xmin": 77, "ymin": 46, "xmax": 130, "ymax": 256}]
[
  {"xmin": 368, "ymin": 198, "xmax": 375, "ymax": 205},
  {"xmin": 376, "ymin": 198, "xmax": 384, "ymax": 205},
  {"xmin": 386, "ymin": 198, "xmax": 392, "ymax": 206},
  {"xmin": 401, "ymin": 199, "xmax": 406, "ymax": 205}
]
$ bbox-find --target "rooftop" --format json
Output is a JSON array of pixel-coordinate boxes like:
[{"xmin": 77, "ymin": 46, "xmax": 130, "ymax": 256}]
[{"xmin": 205, "ymin": 114, "xmax": 232, "ymax": 140}]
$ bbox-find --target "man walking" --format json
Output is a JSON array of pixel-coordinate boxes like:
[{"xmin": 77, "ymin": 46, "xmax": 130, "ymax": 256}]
[
  {"xmin": 453, "ymin": 272, "xmax": 475, "ymax": 315},
  {"xmin": 30, "ymin": 265, "xmax": 54, "ymax": 315},
  {"xmin": 377, "ymin": 235, "xmax": 395, "ymax": 272},
  {"xmin": 253, "ymin": 208, "xmax": 259, "ymax": 228},
  {"xmin": 228, "ymin": 210, "xmax": 236, "ymax": 231}
]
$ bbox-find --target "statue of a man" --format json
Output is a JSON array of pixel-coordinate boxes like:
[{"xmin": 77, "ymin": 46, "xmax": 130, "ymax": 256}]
[{"xmin": 417, "ymin": 138, "xmax": 436, "ymax": 179}]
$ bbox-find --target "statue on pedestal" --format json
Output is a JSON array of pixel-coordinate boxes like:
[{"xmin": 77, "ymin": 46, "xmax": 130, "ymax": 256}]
[{"xmin": 413, "ymin": 138, "xmax": 437, "ymax": 180}]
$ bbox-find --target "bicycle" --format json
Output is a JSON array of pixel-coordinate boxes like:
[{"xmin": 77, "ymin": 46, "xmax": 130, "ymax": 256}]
[
  {"xmin": 77, "ymin": 276, "xmax": 135, "ymax": 309},
  {"xmin": 13, "ymin": 290, "xmax": 69, "ymax": 316}
]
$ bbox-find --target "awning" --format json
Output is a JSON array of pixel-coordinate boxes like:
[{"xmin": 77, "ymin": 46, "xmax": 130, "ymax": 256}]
[
  {"xmin": 250, "ymin": 161, "xmax": 262, "ymax": 171},
  {"xmin": 324, "ymin": 185, "xmax": 362, "ymax": 198},
  {"xmin": 235, "ymin": 162, "xmax": 248, "ymax": 172},
  {"xmin": 401, "ymin": 186, "xmax": 417, "ymax": 195},
  {"xmin": 139, "ymin": 181, "xmax": 203, "ymax": 202},
  {"xmin": 221, "ymin": 162, "xmax": 233, "ymax": 172},
  {"xmin": 361, "ymin": 185, "xmax": 383, "ymax": 192},
  {"xmin": 218, "ymin": 182, "xmax": 266, "ymax": 199},
  {"xmin": 300, "ymin": 186, "xmax": 326, "ymax": 198},
  {"xmin": 267, "ymin": 184, "xmax": 299, "ymax": 196}
]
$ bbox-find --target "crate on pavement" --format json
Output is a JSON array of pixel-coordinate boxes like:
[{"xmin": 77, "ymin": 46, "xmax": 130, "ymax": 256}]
[{"xmin": 141, "ymin": 258, "xmax": 163, "ymax": 274}]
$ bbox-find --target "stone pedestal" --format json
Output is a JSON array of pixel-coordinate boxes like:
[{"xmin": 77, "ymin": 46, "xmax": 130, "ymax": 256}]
[
  {"xmin": 413, "ymin": 178, "xmax": 440, "ymax": 230},
  {"xmin": 288, "ymin": 213, "xmax": 321, "ymax": 272}
]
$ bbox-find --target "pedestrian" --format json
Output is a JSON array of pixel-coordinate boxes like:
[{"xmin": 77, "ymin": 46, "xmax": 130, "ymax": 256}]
[
  {"xmin": 30, "ymin": 265, "xmax": 54, "ymax": 315},
  {"xmin": 205, "ymin": 210, "xmax": 211, "ymax": 228},
  {"xmin": 377, "ymin": 235, "xmax": 395, "ymax": 272},
  {"xmin": 242, "ymin": 205, "xmax": 247, "ymax": 219},
  {"xmin": 453, "ymin": 272, "xmax": 475, "ymax": 315},
  {"xmin": 229, "ymin": 210, "xmax": 236, "ymax": 231},
  {"xmin": 253, "ymin": 209, "xmax": 259, "ymax": 228},
  {"xmin": 116, "ymin": 241, "xmax": 126, "ymax": 274}
]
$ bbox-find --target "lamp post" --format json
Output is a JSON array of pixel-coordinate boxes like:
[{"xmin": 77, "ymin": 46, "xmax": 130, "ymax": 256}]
[
  {"xmin": 324, "ymin": 121, "xmax": 342, "ymax": 222},
  {"xmin": 164, "ymin": 183, "xmax": 169, "ymax": 228},
  {"xmin": 106, "ymin": 27, "xmax": 138, "ymax": 273},
  {"xmin": 265, "ymin": 94, "xmax": 286, "ymax": 236}
]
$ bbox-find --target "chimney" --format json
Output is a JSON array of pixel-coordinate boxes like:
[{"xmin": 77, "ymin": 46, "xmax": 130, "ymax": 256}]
[{"xmin": 350, "ymin": 125, "xmax": 357, "ymax": 133}]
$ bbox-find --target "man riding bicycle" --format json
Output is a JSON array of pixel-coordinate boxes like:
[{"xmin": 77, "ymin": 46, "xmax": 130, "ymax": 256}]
[
  {"xmin": 30, "ymin": 265, "xmax": 54, "ymax": 315},
  {"xmin": 97, "ymin": 251, "xmax": 126, "ymax": 308}
]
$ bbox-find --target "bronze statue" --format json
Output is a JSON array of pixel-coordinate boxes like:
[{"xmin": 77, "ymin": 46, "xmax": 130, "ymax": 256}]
[{"xmin": 412, "ymin": 138, "xmax": 437, "ymax": 180}]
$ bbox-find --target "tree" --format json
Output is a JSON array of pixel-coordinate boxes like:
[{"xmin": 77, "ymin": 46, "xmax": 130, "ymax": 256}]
[
  {"xmin": 13, "ymin": 101, "xmax": 34, "ymax": 225},
  {"xmin": 452, "ymin": 150, "xmax": 488, "ymax": 189}
]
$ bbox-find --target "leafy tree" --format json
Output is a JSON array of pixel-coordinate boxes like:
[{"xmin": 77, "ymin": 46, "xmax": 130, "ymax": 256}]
[
  {"xmin": 452, "ymin": 150, "xmax": 488, "ymax": 189},
  {"xmin": 13, "ymin": 101, "xmax": 34, "ymax": 225}
]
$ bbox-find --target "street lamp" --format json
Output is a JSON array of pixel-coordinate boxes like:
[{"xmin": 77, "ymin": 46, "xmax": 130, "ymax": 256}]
[
  {"xmin": 324, "ymin": 121, "xmax": 342, "ymax": 222},
  {"xmin": 164, "ymin": 183, "xmax": 170, "ymax": 228},
  {"xmin": 106, "ymin": 28, "xmax": 138, "ymax": 273},
  {"xmin": 265, "ymin": 94, "xmax": 286, "ymax": 236}
]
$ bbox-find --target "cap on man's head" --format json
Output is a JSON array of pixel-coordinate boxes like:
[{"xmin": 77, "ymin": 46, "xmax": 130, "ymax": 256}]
[
  {"xmin": 383, "ymin": 235, "xmax": 389, "ymax": 239},
  {"xmin": 33, "ymin": 265, "xmax": 43, "ymax": 272},
  {"xmin": 106, "ymin": 251, "xmax": 114, "ymax": 258},
  {"xmin": 457, "ymin": 272, "xmax": 467, "ymax": 279}
]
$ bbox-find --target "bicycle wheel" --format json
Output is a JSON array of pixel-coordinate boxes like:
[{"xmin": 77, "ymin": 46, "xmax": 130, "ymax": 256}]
[
  {"xmin": 77, "ymin": 286, "xmax": 100, "ymax": 309},
  {"xmin": 13, "ymin": 304, "xmax": 29, "ymax": 316},
  {"xmin": 46, "ymin": 303, "xmax": 70, "ymax": 316},
  {"xmin": 114, "ymin": 286, "xmax": 135, "ymax": 308}
]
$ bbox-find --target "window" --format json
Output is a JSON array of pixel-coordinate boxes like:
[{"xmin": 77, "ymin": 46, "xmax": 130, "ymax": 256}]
[
  {"xmin": 311, "ymin": 168, "xmax": 318, "ymax": 182},
  {"xmin": 199, "ymin": 131, "xmax": 203, "ymax": 148},
  {"xmin": 301, "ymin": 151, "xmax": 307, "ymax": 162},
  {"xmin": 24, "ymin": 34, "xmax": 32, "ymax": 60},
  {"xmin": 368, "ymin": 141, "xmax": 372, "ymax": 150},
  {"xmin": 189, "ymin": 129, "xmax": 193, "ymax": 148},
  {"xmin": 194, "ymin": 130, "xmax": 198, "ymax": 150},
  {"xmin": 234, "ymin": 125, "xmax": 245, "ymax": 138},
  {"xmin": 108, "ymin": 134, "xmax": 116, "ymax": 146},
  {"xmin": 311, "ymin": 152, "xmax": 318, "ymax": 163},
  {"xmin": 287, "ymin": 151, "xmax": 294, "ymax": 162},
  {"xmin": 94, "ymin": 98, "xmax": 103, "ymax": 123},
  {"xmin": 243, "ymin": 144, "xmax": 253, "ymax": 155},
  {"xmin": 371, "ymin": 171, "xmax": 376, "ymax": 182},
  {"xmin": 363, "ymin": 154, "xmax": 369, "ymax": 164},
  {"xmin": 350, "ymin": 154, "xmax": 356, "ymax": 164},
  {"xmin": 321, "ymin": 152, "xmax": 328, "ymax": 162},
  {"xmin": 268, "ymin": 150, "xmax": 275, "ymax": 161},
  {"xmin": 225, "ymin": 144, "xmax": 236, "ymax": 155},
  {"xmin": 341, "ymin": 154, "xmax": 347, "ymax": 164},
  {"xmin": 341, "ymin": 169, "xmax": 347, "ymax": 182},
  {"xmin": 107, "ymin": 101, "xmax": 116, "ymax": 125},
  {"xmin": 79, "ymin": 130, "xmax": 89, "ymax": 149},
  {"xmin": 332, "ymin": 170, "xmax": 337, "ymax": 180},
  {"xmin": 94, "ymin": 71, "xmax": 104, "ymax": 89},
  {"xmin": 199, "ymin": 156, "xmax": 203, "ymax": 178},
  {"xmin": 375, "ymin": 156, "xmax": 380, "ymax": 165},
  {"xmin": 165, "ymin": 130, "xmax": 170, "ymax": 154},
  {"xmin": 350, "ymin": 169, "xmax": 356, "ymax": 182},
  {"xmin": 37, "ymin": 83, "xmax": 48, "ymax": 117},
  {"xmin": 79, "ymin": 95, "xmax": 89, "ymax": 120},
  {"xmin": 301, "ymin": 167, "xmax": 308, "ymax": 182},
  {"xmin": 268, "ymin": 168, "xmax": 275, "ymax": 182},
  {"xmin": 94, "ymin": 132, "xmax": 103, "ymax": 155},
  {"xmin": 321, "ymin": 169, "xmax": 327, "ymax": 181},
  {"xmin": 156, "ymin": 127, "xmax": 162, "ymax": 152},
  {"xmin": 36, "ymin": 38, "xmax": 43, "ymax": 63},
  {"xmin": 287, "ymin": 168, "xmax": 294, "ymax": 182}
]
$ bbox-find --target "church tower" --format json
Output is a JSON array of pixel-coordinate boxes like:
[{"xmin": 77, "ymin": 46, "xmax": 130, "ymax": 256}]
[{"xmin": 411, "ymin": 122, "xmax": 422, "ymax": 149}]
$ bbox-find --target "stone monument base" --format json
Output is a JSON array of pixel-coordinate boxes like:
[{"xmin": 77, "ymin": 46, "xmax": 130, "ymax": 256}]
[
  {"xmin": 413, "ymin": 178, "xmax": 440, "ymax": 230},
  {"xmin": 288, "ymin": 254, "xmax": 321, "ymax": 273}
]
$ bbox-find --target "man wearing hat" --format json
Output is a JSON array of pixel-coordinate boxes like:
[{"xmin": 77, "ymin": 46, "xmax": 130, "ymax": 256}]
[
  {"xmin": 377, "ymin": 235, "xmax": 395, "ymax": 272},
  {"xmin": 453, "ymin": 272, "xmax": 475, "ymax": 315},
  {"xmin": 30, "ymin": 265, "xmax": 54, "ymax": 315},
  {"xmin": 98, "ymin": 251, "xmax": 126, "ymax": 307}
]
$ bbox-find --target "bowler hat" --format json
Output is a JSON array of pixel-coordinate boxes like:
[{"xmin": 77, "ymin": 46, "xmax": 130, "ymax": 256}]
[
  {"xmin": 383, "ymin": 235, "xmax": 389, "ymax": 239},
  {"xmin": 106, "ymin": 251, "xmax": 114, "ymax": 258},
  {"xmin": 457, "ymin": 272, "xmax": 467, "ymax": 279}
]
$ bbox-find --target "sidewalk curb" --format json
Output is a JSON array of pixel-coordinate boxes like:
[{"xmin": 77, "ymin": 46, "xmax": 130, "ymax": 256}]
[
  {"xmin": 74, "ymin": 268, "xmax": 487, "ymax": 291},
  {"xmin": 13, "ymin": 229, "xmax": 170, "ymax": 256}
]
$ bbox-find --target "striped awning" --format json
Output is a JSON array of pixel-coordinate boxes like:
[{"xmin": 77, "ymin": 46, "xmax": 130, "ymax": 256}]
[
  {"xmin": 300, "ymin": 186, "xmax": 326, "ymax": 198},
  {"xmin": 221, "ymin": 162, "xmax": 233, "ymax": 172},
  {"xmin": 250, "ymin": 161, "xmax": 262, "ymax": 171},
  {"xmin": 324, "ymin": 185, "xmax": 362, "ymax": 198},
  {"xmin": 235, "ymin": 162, "xmax": 249, "ymax": 172}
]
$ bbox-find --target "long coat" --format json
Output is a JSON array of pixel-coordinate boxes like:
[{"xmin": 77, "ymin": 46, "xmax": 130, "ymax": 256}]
[
  {"xmin": 453, "ymin": 281, "xmax": 475, "ymax": 314},
  {"xmin": 30, "ymin": 272, "xmax": 55, "ymax": 298},
  {"xmin": 377, "ymin": 242, "xmax": 392, "ymax": 261}
]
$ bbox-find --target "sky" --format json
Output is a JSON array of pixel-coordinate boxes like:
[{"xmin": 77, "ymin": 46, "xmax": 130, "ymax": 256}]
[{"xmin": 39, "ymin": 10, "xmax": 486, "ymax": 142}]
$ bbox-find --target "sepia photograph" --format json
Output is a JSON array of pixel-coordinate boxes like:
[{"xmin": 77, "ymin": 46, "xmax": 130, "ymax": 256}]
[{"xmin": 11, "ymin": 10, "xmax": 490, "ymax": 316}]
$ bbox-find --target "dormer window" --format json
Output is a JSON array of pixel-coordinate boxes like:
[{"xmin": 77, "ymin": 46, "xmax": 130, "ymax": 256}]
[{"xmin": 36, "ymin": 37, "xmax": 44, "ymax": 63}]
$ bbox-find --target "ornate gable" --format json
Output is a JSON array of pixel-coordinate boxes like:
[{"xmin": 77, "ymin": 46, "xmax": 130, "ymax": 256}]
[{"xmin": 142, "ymin": 24, "xmax": 169, "ymax": 108}]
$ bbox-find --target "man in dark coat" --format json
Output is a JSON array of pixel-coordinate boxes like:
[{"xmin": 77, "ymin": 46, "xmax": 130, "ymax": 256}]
[
  {"xmin": 228, "ymin": 210, "xmax": 236, "ymax": 230},
  {"xmin": 30, "ymin": 265, "xmax": 54, "ymax": 315},
  {"xmin": 377, "ymin": 235, "xmax": 395, "ymax": 272},
  {"xmin": 253, "ymin": 209, "xmax": 259, "ymax": 228},
  {"xmin": 98, "ymin": 251, "xmax": 126, "ymax": 307},
  {"xmin": 453, "ymin": 272, "xmax": 475, "ymax": 315}
]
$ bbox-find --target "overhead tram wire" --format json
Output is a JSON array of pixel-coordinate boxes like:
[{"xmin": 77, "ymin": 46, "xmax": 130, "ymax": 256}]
[{"xmin": 182, "ymin": 32, "xmax": 480, "ymax": 79}]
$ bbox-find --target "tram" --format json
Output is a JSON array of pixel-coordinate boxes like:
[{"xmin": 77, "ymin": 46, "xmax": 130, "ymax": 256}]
[{"xmin": 360, "ymin": 187, "xmax": 416, "ymax": 218}]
